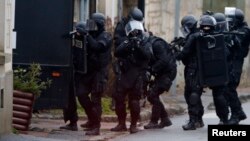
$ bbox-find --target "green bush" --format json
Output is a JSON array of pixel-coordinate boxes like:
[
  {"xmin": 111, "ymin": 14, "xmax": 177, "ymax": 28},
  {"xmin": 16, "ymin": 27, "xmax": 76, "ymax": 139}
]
[
  {"xmin": 13, "ymin": 63, "xmax": 52, "ymax": 98},
  {"xmin": 102, "ymin": 97, "xmax": 115, "ymax": 115}
]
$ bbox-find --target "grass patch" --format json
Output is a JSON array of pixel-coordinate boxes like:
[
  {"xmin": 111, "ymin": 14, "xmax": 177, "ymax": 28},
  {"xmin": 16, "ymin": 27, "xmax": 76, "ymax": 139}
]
[
  {"xmin": 12, "ymin": 127, "xmax": 19, "ymax": 134},
  {"xmin": 76, "ymin": 96, "xmax": 115, "ymax": 115},
  {"xmin": 102, "ymin": 97, "xmax": 115, "ymax": 115}
]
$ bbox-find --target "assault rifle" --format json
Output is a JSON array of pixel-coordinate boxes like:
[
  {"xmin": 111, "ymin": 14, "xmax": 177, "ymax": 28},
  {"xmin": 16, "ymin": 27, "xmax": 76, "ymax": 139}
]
[
  {"xmin": 221, "ymin": 31, "xmax": 245, "ymax": 35},
  {"xmin": 200, "ymin": 31, "xmax": 244, "ymax": 36},
  {"xmin": 170, "ymin": 37, "xmax": 185, "ymax": 53}
]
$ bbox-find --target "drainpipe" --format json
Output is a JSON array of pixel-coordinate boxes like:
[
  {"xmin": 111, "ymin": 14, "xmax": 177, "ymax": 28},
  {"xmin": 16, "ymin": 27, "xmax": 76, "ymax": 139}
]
[
  {"xmin": 118, "ymin": 0, "xmax": 123, "ymax": 21},
  {"xmin": 171, "ymin": 0, "xmax": 181, "ymax": 96}
]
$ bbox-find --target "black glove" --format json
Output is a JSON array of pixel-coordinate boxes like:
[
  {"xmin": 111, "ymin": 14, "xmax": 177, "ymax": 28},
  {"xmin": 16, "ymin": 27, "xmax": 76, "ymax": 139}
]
[
  {"xmin": 129, "ymin": 37, "xmax": 142, "ymax": 48},
  {"xmin": 76, "ymin": 28, "xmax": 88, "ymax": 36},
  {"xmin": 148, "ymin": 66, "xmax": 157, "ymax": 77},
  {"xmin": 175, "ymin": 52, "xmax": 183, "ymax": 60}
]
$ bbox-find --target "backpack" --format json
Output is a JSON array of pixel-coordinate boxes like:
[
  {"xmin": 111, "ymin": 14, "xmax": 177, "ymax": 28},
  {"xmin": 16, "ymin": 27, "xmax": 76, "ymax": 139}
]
[{"xmin": 149, "ymin": 36, "xmax": 175, "ymax": 60}]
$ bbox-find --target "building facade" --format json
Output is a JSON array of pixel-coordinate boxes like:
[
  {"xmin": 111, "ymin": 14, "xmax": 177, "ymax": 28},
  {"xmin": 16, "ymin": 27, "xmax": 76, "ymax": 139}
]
[{"xmin": 0, "ymin": 0, "xmax": 15, "ymax": 135}]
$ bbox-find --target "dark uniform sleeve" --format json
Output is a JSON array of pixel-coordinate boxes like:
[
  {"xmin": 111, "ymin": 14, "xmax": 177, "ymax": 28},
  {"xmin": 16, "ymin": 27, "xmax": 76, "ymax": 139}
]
[
  {"xmin": 176, "ymin": 33, "xmax": 198, "ymax": 60},
  {"xmin": 114, "ymin": 40, "xmax": 131, "ymax": 58},
  {"xmin": 87, "ymin": 32, "xmax": 112, "ymax": 52},
  {"xmin": 236, "ymin": 25, "xmax": 250, "ymax": 58}
]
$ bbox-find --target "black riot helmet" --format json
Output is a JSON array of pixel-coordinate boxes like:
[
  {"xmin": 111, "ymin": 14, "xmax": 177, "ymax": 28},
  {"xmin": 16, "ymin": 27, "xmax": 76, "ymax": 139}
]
[
  {"xmin": 89, "ymin": 12, "xmax": 106, "ymax": 32},
  {"xmin": 128, "ymin": 7, "xmax": 144, "ymax": 22},
  {"xmin": 180, "ymin": 15, "xmax": 197, "ymax": 36},
  {"xmin": 75, "ymin": 21, "xmax": 86, "ymax": 35},
  {"xmin": 235, "ymin": 8, "xmax": 244, "ymax": 25},
  {"xmin": 213, "ymin": 12, "xmax": 228, "ymax": 32},
  {"xmin": 199, "ymin": 15, "xmax": 217, "ymax": 32}
]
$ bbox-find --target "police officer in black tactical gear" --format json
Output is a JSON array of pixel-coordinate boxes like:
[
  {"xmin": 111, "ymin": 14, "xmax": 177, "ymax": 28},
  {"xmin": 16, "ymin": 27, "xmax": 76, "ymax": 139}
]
[
  {"xmin": 213, "ymin": 12, "xmax": 235, "ymax": 125},
  {"xmin": 176, "ymin": 15, "xmax": 205, "ymax": 130},
  {"xmin": 199, "ymin": 14, "xmax": 230, "ymax": 126},
  {"xmin": 60, "ymin": 21, "xmax": 87, "ymax": 132},
  {"xmin": 60, "ymin": 12, "xmax": 112, "ymax": 135},
  {"xmin": 111, "ymin": 20, "xmax": 152, "ymax": 134},
  {"xmin": 143, "ymin": 35, "xmax": 177, "ymax": 129},
  {"xmin": 111, "ymin": 7, "xmax": 145, "ymax": 109},
  {"xmin": 177, "ymin": 15, "xmax": 230, "ymax": 129},
  {"xmin": 224, "ymin": 8, "xmax": 249, "ymax": 125},
  {"xmin": 112, "ymin": 6, "xmax": 147, "ymax": 107},
  {"xmin": 199, "ymin": 15, "xmax": 230, "ymax": 125}
]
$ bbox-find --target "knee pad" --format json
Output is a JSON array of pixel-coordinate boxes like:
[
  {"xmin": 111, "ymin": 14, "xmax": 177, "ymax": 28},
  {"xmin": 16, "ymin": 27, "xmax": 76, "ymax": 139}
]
[{"xmin": 189, "ymin": 92, "xmax": 200, "ymax": 105}]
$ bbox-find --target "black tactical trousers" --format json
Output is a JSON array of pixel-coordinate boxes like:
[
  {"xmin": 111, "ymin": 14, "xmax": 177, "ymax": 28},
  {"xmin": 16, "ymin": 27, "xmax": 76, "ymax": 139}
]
[
  {"xmin": 210, "ymin": 86, "xmax": 229, "ymax": 121},
  {"xmin": 78, "ymin": 92, "xmax": 102, "ymax": 128},
  {"xmin": 74, "ymin": 72, "xmax": 103, "ymax": 128},
  {"xmin": 184, "ymin": 67, "xmax": 204, "ymax": 121},
  {"xmin": 147, "ymin": 89, "xmax": 168, "ymax": 123},
  {"xmin": 147, "ymin": 74, "xmax": 172, "ymax": 123},
  {"xmin": 226, "ymin": 60, "xmax": 244, "ymax": 116},
  {"xmin": 113, "ymin": 75, "xmax": 143, "ymax": 126},
  {"xmin": 184, "ymin": 87, "xmax": 203, "ymax": 120},
  {"xmin": 114, "ymin": 91, "xmax": 140, "ymax": 126}
]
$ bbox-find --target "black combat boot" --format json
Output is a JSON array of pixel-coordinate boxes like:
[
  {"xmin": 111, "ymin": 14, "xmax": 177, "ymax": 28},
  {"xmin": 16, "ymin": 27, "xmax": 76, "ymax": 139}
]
[
  {"xmin": 129, "ymin": 125, "xmax": 140, "ymax": 134},
  {"xmin": 60, "ymin": 122, "xmax": 78, "ymax": 131},
  {"xmin": 218, "ymin": 119, "xmax": 224, "ymax": 125},
  {"xmin": 238, "ymin": 110, "xmax": 247, "ymax": 120},
  {"xmin": 158, "ymin": 117, "xmax": 172, "ymax": 128},
  {"xmin": 80, "ymin": 121, "xmax": 93, "ymax": 128},
  {"xmin": 85, "ymin": 128, "xmax": 100, "ymax": 135},
  {"xmin": 227, "ymin": 115, "xmax": 240, "ymax": 125},
  {"xmin": 182, "ymin": 119, "xmax": 196, "ymax": 130},
  {"xmin": 144, "ymin": 121, "xmax": 159, "ymax": 129},
  {"xmin": 195, "ymin": 118, "xmax": 204, "ymax": 128},
  {"xmin": 219, "ymin": 117, "xmax": 229, "ymax": 125},
  {"xmin": 110, "ymin": 120, "xmax": 127, "ymax": 132}
]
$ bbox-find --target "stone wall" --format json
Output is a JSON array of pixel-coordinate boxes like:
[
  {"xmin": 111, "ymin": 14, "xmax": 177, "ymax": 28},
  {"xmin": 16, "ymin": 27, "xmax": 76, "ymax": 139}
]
[
  {"xmin": 241, "ymin": 0, "xmax": 250, "ymax": 86},
  {"xmin": 145, "ymin": 0, "xmax": 203, "ymax": 41},
  {"xmin": 144, "ymin": 0, "xmax": 203, "ymax": 91}
]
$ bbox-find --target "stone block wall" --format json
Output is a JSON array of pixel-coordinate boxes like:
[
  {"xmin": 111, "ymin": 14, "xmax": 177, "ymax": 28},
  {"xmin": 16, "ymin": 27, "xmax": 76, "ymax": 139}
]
[
  {"xmin": 144, "ymin": 0, "xmax": 203, "ymax": 91},
  {"xmin": 241, "ymin": 0, "xmax": 250, "ymax": 87}
]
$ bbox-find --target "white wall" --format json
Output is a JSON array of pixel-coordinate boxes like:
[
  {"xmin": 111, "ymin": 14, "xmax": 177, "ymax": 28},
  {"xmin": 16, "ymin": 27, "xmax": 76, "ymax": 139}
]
[{"xmin": 0, "ymin": 0, "xmax": 14, "ymax": 135}]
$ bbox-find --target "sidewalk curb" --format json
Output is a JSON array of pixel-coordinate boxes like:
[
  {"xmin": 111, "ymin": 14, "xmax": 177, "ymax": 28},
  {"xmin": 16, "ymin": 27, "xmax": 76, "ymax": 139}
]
[{"xmin": 33, "ymin": 103, "xmax": 186, "ymax": 123}]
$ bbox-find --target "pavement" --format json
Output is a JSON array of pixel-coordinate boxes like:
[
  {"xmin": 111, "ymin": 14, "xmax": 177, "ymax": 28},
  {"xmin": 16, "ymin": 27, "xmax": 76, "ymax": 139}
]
[{"xmin": 1, "ymin": 87, "xmax": 250, "ymax": 141}]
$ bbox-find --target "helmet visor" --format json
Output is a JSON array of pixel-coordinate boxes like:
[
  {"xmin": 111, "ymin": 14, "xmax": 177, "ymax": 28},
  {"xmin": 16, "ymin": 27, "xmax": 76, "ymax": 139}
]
[
  {"xmin": 180, "ymin": 26, "xmax": 191, "ymax": 37},
  {"xmin": 86, "ymin": 19, "xmax": 98, "ymax": 31},
  {"xmin": 215, "ymin": 21, "xmax": 229, "ymax": 32},
  {"xmin": 125, "ymin": 20, "xmax": 144, "ymax": 36}
]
